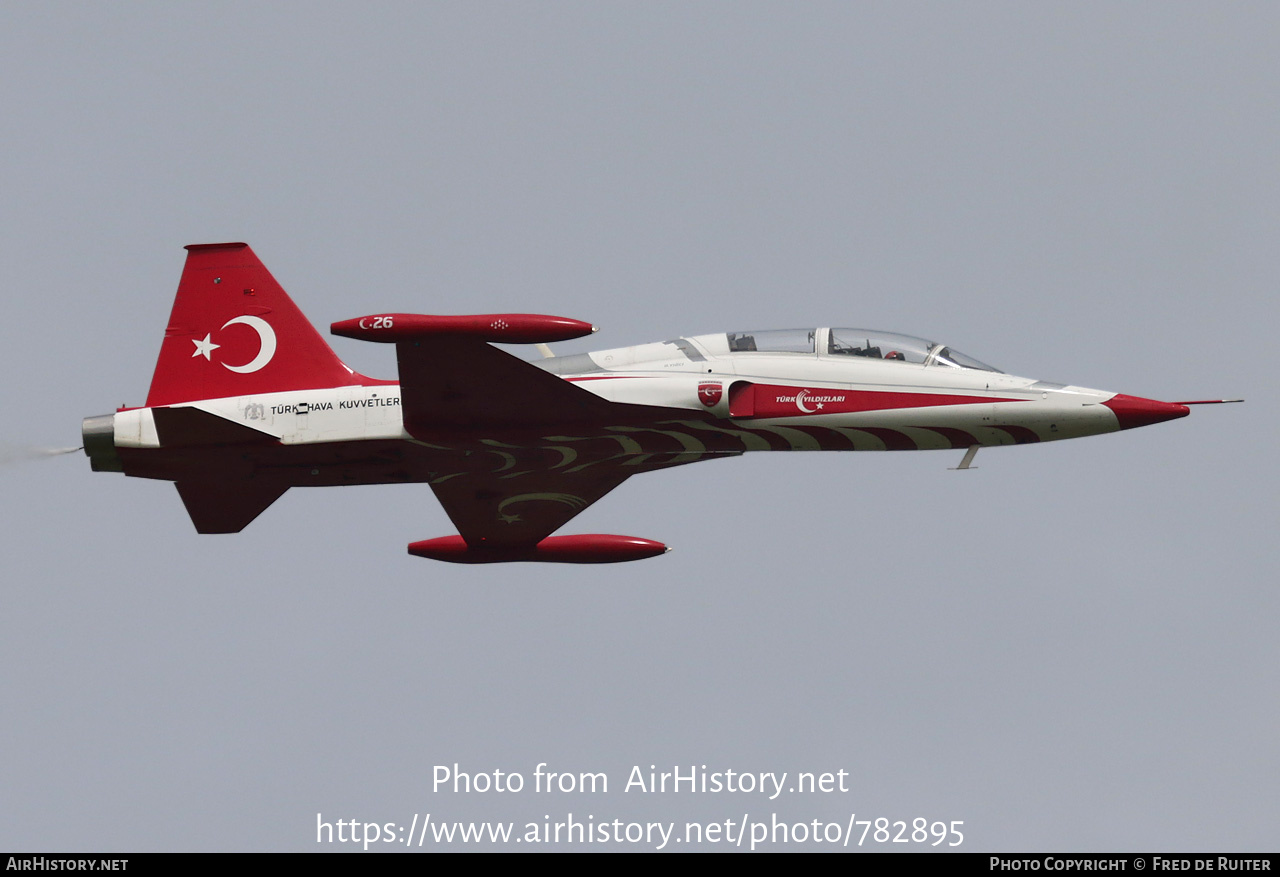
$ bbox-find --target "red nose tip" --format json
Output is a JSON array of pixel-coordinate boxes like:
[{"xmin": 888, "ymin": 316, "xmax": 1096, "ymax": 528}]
[{"xmin": 1102, "ymin": 394, "xmax": 1191, "ymax": 430}]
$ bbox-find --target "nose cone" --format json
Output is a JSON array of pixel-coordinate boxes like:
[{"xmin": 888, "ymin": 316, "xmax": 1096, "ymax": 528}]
[{"xmin": 1102, "ymin": 394, "xmax": 1191, "ymax": 431}]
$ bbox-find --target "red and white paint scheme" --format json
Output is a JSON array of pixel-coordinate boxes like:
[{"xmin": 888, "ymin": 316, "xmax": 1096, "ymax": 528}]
[{"xmin": 83, "ymin": 243, "xmax": 1236, "ymax": 563}]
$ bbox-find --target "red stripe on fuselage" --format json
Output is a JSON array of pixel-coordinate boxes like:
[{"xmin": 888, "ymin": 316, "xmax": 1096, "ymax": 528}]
[
  {"xmin": 850, "ymin": 427, "xmax": 918, "ymax": 451},
  {"xmin": 779, "ymin": 424, "xmax": 860, "ymax": 450},
  {"xmin": 992, "ymin": 425, "xmax": 1041, "ymax": 444},
  {"xmin": 737, "ymin": 384, "xmax": 1021, "ymax": 419},
  {"xmin": 914, "ymin": 426, "xmax": 980, "ymax": 449}
]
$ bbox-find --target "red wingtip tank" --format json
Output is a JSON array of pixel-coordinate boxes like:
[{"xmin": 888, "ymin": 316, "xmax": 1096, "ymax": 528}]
[
  {"xmin": 331, "ymin": 313, "xmax": 597, "ymax": 345},
  {"xmin": 408, "ymin": 534, "xmax": 669, "ymax": 564}
]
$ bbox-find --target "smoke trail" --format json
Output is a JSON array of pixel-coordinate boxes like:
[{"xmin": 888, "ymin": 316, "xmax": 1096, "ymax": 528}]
[{"xmin": 0, "ymin": 443, "xmax": 82, "ymax": 466}]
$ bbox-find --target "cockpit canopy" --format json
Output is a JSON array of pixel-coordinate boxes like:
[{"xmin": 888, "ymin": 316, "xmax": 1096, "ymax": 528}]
[
  {"xmin": 724, "ymin": 328, "xmax": 1002, "ymax": 372},
  {"xmin": 726, "ymin": 329, "xmax": 816, "ymax": 353}
]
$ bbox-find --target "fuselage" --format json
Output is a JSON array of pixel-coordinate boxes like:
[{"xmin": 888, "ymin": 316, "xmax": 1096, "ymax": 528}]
[
  {"xmin": 82, "ymin": 242, "xmax": 1207, "ymax": 557},
  {"xmin": 87, "ymin": 326, "xmax": 1183, "ymax": 487}
]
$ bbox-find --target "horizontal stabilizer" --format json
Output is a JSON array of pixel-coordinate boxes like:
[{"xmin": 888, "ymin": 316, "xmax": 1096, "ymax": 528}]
[{"xmin": 175, "ymin": 479, "xmax": 288, "ymax": 533}]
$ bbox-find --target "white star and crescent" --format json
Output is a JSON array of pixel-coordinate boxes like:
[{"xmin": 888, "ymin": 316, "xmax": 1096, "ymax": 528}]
[{"xmin": 190, "ymin": 316, "xmax": 278, "ymax": 373}]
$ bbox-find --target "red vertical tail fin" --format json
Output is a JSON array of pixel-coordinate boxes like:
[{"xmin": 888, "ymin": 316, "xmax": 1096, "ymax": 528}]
[{"xmin": 145, "ymin": 243, "xmax": 370, "ymax": 406}]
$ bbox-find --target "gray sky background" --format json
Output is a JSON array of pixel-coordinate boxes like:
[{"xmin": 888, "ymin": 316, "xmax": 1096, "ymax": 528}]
[{"xmin": 1, "ymin": 2, "xmax": 1275, "ymax": 852}]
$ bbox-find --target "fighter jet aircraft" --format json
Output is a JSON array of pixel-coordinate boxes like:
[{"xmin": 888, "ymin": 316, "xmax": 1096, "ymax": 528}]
[{"xmin": 82, "ymin": 243, "xmax": 1233, "ymax": 563}]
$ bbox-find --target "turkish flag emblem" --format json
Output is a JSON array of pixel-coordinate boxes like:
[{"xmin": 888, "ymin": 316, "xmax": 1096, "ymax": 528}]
[{"xmin": 698, "ymin": 382, "xmax": 723, "ymax": 407}]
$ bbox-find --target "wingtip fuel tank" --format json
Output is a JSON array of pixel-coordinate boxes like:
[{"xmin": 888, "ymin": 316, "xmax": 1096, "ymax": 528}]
[
  {"xmin": 408, "ymin": 534, "xmax": 669, "ymax": 564},
  {"xmin": 331, "ymin": 313, "xmax": 596, "ymax": 345}
]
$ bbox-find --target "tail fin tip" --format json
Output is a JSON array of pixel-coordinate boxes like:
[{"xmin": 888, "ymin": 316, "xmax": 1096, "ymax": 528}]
[{"xmin": 184, "ymin": 242, "xmax": 249, "ymax": 252}]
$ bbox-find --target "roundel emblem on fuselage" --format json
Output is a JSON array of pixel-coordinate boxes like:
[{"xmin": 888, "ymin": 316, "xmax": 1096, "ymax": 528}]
[
  {"xmin": 698, "ymin": 382, "xmax": 723, "ymax": 407},
  {"xmin": 220, "ymin": 315, "xmax": 277, "ymax": 374}
]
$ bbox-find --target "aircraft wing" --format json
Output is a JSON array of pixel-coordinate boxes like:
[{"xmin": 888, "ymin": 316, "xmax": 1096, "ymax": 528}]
[
  {"xmin": 375, "ymin": 326, "xmax": 723, "ymax": 557},
  {"xmin": 396, "ymin": 338, "xmax": 622, "ymax": 432},
  {"xmin": 428, "ymin": 468, "xmax": 631, "ymax": 550}
]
